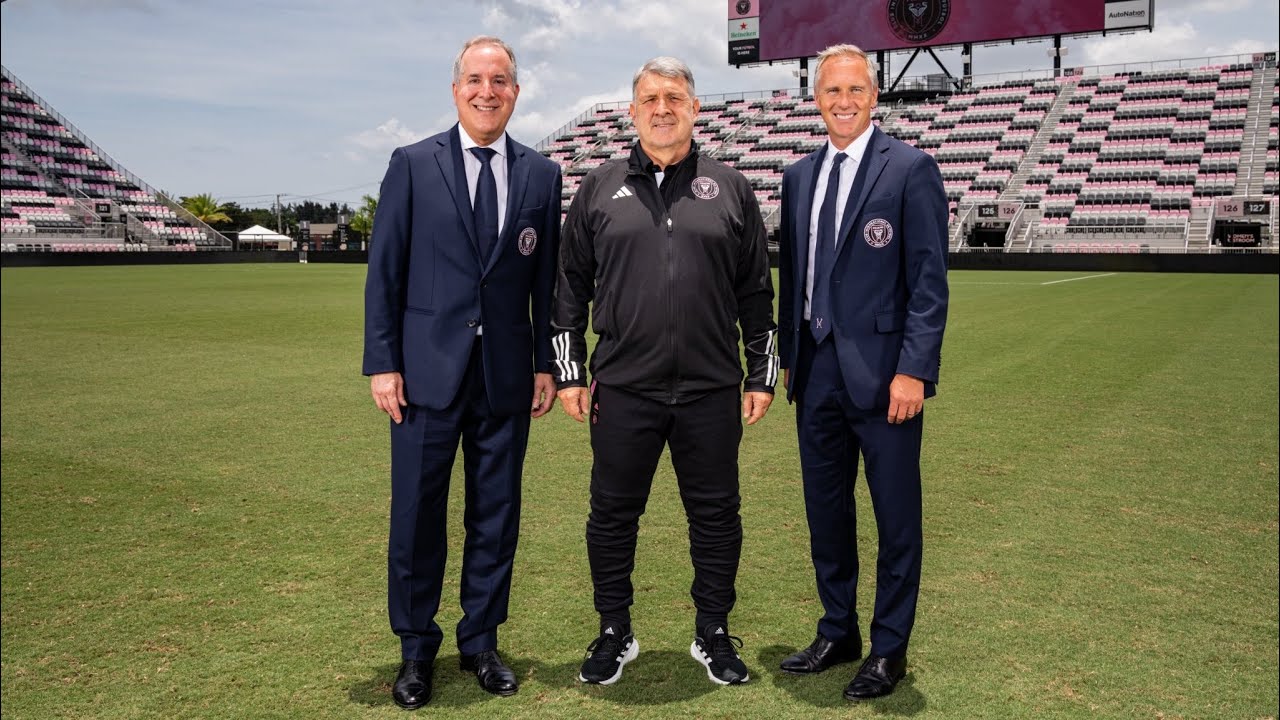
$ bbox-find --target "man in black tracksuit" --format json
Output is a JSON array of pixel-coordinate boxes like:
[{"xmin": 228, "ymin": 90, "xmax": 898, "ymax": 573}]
[{"xmin": 552, "ymin": 57, "xmax": 778, "ymax": 688}]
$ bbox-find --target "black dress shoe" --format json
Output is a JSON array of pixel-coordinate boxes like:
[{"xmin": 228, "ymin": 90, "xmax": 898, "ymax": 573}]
[
  {"xmin": 780, "ymin": 633, "xmax": 863, "ymax": 674},
  {"xmin": 843, "ymin": 654, "xmax": 907, "ymax": 701},
  {"xmin": 392, "ymin": 659, "xmax": 432, "ymax": 710},
  {"xmin": 460, "ymin": 649, "xmax": 518, "ymax": 696}
]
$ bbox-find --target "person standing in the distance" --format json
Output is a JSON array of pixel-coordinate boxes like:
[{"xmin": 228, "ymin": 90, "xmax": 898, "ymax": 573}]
[
  {"xmin": 552, "ymin": 56, "xmax": 779, "ymax": 688},
  {"xmin": 775, "ymin": 43, "xmax": 948, "ymax": 701},
  {"xmin": 362, "ymin": 35, "xmax": 561, "ymax": 711}
]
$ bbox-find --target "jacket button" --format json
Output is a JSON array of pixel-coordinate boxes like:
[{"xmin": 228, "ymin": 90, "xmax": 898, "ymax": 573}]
[{"xmin": 466, "ymin": 319, "xmax": 479, "ymax": 328}]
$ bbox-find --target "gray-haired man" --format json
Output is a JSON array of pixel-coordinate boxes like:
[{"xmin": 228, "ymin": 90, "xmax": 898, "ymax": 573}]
[{"xmin": 551, "ymin": 56, "xmax": 779, "ymax": 686}]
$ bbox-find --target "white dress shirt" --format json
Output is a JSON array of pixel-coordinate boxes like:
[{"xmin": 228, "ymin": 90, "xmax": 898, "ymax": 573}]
[
  {"xmin": 459, "ymin": 126, "xmax": 509, "ymax": 236},
  {"xmin": 805, "ymin": 124, "xmax": 875, "ymax": 320}
]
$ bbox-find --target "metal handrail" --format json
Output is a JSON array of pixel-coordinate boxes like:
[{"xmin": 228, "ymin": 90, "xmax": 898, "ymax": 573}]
[
  {"xmin": 3, "ymin": 64, "xmax": 232, "ymax": 248},
  {"xmin": 154, "ymin": 193, "xmax": 233, "ymax": 249},
  {"xmin": 2, "ymin": 65, "xmax": 157, "ymax": 199}
]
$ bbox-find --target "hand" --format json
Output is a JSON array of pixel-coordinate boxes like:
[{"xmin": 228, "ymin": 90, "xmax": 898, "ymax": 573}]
[
  {"xmin": 531, "ymin": 373, "xmax": 555, "ymax": 418},
  {"xmin": 783, "ymin": 368, "xmax": 791, "ymax": 393},
  {"xmin": 887, "ymin": 373, "xmax": 924, "ymax": 424},
  {"xmin": 558, "ymin": 386, "xmax": 590, "ymax": 423},
  {"xmin": 371, "ymin": 372, "xmax": 407, "ymax": 424},
  {"xmin": 742, "ymin": 391, "xmax": 773, "ymax": 425}
]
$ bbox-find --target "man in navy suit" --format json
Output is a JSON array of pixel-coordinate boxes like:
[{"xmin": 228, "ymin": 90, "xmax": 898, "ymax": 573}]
[
  {"xmin": 775, "ymin": 44, "xmax": 948, "ymax": 701},
  {"xmin": 362, "ymin": 35, "xmax": 561, "ymax": 710}
]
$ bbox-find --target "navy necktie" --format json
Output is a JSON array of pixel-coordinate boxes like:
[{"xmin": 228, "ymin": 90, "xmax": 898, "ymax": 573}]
[
  {"xmin": 469, "ymin": 146, "xmax": 498, "ymax": 263},
  {"xmin": 810, "ymin": 151, "xmax": 847, "ymax": 344}
]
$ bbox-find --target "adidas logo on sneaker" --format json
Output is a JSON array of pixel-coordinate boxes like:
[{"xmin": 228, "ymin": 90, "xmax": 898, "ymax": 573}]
[
  {"xmin": 691, "ymin": 624, "xmax": 750, "ymax": 685},
  {"xmin": 579, "ymin": 624, "xmax": 638, "ymax": 685},
  {"xmin": 611, "ymin": 185, "xmax": 633, "ymax": 199}
]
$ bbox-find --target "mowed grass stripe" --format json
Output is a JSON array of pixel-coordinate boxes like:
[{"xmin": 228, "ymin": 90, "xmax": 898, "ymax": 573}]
[{"xmin": 2, "ymin": 266, "xmax": 1276, "ymax": 719}]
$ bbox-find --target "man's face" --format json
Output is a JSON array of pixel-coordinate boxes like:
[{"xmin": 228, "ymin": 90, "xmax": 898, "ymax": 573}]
[
  {"xmin": 453, "ymin": 44, "xmax": 519, "ymax": 145},
  {"xmin": 629, "ymin": 72, "xmax": 700, "ymax": 160},
  {"xmin": 816, "ymin": 56, "xmax": 879, "ymax": 149}
]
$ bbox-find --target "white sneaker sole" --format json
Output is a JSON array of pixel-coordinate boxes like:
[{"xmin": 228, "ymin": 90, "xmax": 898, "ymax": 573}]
[
  {"xmin": 689, "ymin": 640, "xmax": 750, "ymax": 685},
  {"xmin": 579, "ymin": 637, "xmax": 639, "ymax": 686}
]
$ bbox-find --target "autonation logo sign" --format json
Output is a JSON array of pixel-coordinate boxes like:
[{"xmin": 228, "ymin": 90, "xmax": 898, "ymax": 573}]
[{"xmin": 1105, "ymin": 0, "xmax": 1151, "ymax": 29}]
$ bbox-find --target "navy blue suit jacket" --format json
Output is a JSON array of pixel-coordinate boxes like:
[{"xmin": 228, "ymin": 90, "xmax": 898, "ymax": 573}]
[
  {"xmin": 363, "ymin": 125, "xmax": 562, "ymax": 416},
  {"xmin": 778, "ymin": 126, "xmax": 948, "ymax": 409}
]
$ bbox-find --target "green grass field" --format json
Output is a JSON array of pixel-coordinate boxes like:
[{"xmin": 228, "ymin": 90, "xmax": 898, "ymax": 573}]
[{"xmin": 2, "ymin": 265, "xmax": 1277, "ymax": 720}]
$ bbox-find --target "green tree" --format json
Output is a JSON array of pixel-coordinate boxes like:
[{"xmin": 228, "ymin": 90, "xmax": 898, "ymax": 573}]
[
  {"xmin": 349, "ymin": 194, "xmax": 378, "ymax": 239},
  {"xmin": 180, "ymin": 193, "xmax": 233, "ymax": 226}
]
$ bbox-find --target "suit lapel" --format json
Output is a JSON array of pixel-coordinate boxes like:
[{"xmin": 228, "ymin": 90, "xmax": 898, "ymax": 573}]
[
  {"xmin": 484, "ymin": 136, "xmax": 531, "ymax": 275},
  {"xmin": 836, "ymin": 127, "xmax": 889, "ymax": 257},
  {"xmin": 794, "ymin": 145, "xmax": 827, "ymax": 281},
  {"xmin": 436, "ymin": 124, "xmax": 480, "ymax": 259}
]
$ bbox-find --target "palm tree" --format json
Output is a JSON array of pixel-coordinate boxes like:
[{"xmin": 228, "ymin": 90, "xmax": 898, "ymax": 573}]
[
  {"xmin": 349, "ymin": 193, "xmax": 378, "ymax": 239},
  {"xmin": 181, "ymin": 193, "xmax": 232, "ymax": 226}
]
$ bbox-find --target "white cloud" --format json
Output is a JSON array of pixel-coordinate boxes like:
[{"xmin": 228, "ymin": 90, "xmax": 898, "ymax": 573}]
[
  {"xmin": 1158, "ymin": 0, "xmax": 1253, "ymax": 13},
  {"xmin": 506, "ymin": 0, "xmax": 726, "ymax": 65},
  {"xmin": 4, "ymin": 0, "xmax": 1274, "ymax": 204},
  {"xmin": 1078, "ymin": 21, "xmax": 1198, "ymax": 66},
  {"xmin": 1204, "ymin": 38, "xmax": 1273, "ymax": 56},
  {"xmin": 347, "ymin": 118, "xmax": 427, "ymax": 159},
  {"xmin": 510, "ymin": 82, "xmax": 633, "ymax": 143},
  {"xmin": 516, "ymin": 61, "xmax": 550, "ymax": 102},
  {"xmin": 482, "ymin": 5, "xmax": 513, "ymax": 31},
  {"xmin": 506, "ymin": 110, "xmax": 554, "ymax": 144}
]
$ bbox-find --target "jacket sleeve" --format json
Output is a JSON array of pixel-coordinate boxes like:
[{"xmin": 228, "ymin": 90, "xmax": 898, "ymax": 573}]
[
  {"xmin": 776, "ymin": 169, "xmax": 795, "ymax": 370},
  {"xmin": 735, "ymin": 177, "xmax": 779, "ymax": 394},
  {"xmin": 895, "ymin": 151, "xmax": 949, "ymax": 384},
  {"xmin": 531, "ymin": 165, "xmax": 563, "ymax": 375},
  {"xmin": 362, "ymin": 147, "xmax": 411, "ymax": 376},
  {"xmin": 550, "ymin": 172, "xmax": 595, "ymax": 389}
]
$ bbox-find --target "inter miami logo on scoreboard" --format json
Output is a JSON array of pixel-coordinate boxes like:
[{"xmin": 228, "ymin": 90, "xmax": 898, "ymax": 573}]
[
  {"xmin": 736, "ymin": 0, "xmax": 751, "ymax": 15},
  {"xmin": 888, "ymin": 0, "xmax": 951, "ymax": 43}
]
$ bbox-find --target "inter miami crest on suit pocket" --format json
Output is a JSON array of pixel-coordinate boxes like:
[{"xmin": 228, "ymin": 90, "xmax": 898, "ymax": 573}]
[
  {"xmin": 518, "ymin": 227, "xmax": 537, "ymax": 255},
  {"xmin": 864, "ymin": 218, "xmax": 894, "ymax": 248}
]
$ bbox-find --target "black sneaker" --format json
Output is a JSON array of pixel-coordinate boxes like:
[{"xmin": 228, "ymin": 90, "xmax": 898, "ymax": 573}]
[
  {"xmin": 690, "ymin": 623, "xmax": 750, "ymax": 685},
  {"xmin": 578, "ymin": 623, "xmax": 638, "ymax": 685}
]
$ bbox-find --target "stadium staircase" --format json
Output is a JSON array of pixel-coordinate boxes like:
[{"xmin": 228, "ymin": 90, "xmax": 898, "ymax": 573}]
[
  {"xmin": 1000, "ymin": 79, "xmax": 1078, "ymax": 250},
  {"xmin": 1236, "ymin": 65, "xmax": 1275, "ymax": 196},
  {"xmin": 1001, "ymin": 79, "xmax": 1078, "ymax": 204},
  {"xmin": 948, "ymin": 204, "xmax": 975, "ymax": 251},
  {"xmin": 2, "ymin": 64, "xmax": 231, "ymax": 252},
  {"xmin": 2, "ymin": 138, "xmax": 89, "ymax": 233},
  {"xmin": 1185, "ymin": 206, "xmax": 1214, "ymax": 250}
]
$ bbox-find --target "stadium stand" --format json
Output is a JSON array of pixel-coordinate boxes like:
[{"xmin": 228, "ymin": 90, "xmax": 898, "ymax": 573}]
[
  {"xmin": 5, "ymin": 55, "xmax": 1273, "ymax": 257},
  {"xmin": 536, "ymin": 55, "xmax": 1278, "ymax": 254},
  {"xmin": 1, "ymin": 65, "xmax": 230, "ymax": 252}
]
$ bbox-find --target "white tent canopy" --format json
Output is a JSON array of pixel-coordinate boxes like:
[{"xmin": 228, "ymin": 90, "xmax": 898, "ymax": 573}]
[{"xmin": 237, "ymin": 224, "xmax": 292, "ymax": 244}]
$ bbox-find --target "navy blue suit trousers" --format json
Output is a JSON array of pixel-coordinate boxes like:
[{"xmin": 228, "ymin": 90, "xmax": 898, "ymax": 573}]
[{"xmin": 794, "ymin": 331, "xmax": 923, "ymax": 659}]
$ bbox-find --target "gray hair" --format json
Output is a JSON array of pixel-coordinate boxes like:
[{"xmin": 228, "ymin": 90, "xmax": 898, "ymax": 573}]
[
  {"xmin": 632, "ymin": 56, "xmax": 696, "ymax": 99},
  {"xmin": 814, "ymin": 44, "xmax": 880, "ymax": 93},
  {"xmin": 453, "ymin": 35, "xmax": 518, "ymax": 85}
]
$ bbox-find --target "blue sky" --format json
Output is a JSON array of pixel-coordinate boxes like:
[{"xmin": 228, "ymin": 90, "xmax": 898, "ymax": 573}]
[{"xmin": 2, "ymin": 0, "xmax": 1275, "ymax": 208}]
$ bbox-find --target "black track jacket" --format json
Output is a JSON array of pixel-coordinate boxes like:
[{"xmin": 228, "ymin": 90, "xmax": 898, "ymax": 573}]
[{"xmin": 552, "ymin": 142, "xmax": 778, "ymax": 404}]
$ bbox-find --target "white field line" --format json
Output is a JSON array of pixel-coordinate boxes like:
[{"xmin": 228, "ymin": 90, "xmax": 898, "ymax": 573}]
[
  {"xmin": 950, "ymin": 281, "xmax": 1043, "ymax": 285},
  {"xmin": 1040, "ymin": 273, "xmax": 1117, "ymax": 286}
]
